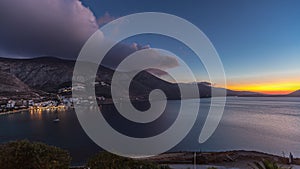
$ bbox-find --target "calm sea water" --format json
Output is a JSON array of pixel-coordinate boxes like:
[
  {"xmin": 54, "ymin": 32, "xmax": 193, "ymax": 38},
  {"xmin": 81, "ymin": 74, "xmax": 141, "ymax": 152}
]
[{"xmin": 0, "ymin": 97, "xmax": 299, "ymax": 165}]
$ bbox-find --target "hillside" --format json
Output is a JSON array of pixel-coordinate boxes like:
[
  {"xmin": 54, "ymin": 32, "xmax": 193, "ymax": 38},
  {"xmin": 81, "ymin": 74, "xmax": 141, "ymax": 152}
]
[
  {"xmin": 288, "ymin": 90, "xmax": 300, "ymax": 97},
  {"xmin": 0, "ymin": 57, "xmax": 74, "ymax": 93},
  {"xmin": 0, "ymin": 57, "xmax": 261, "ymax": 100}
]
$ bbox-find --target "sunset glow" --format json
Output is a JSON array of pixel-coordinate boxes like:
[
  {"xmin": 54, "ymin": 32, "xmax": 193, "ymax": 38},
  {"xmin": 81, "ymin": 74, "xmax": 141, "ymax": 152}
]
[{"xmin": 228, "ymin": 81, "xmax": 300, "ymax": 95}]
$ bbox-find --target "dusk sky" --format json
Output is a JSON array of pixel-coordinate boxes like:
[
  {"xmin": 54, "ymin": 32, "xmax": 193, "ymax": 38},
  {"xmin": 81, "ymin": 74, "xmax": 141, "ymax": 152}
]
[{"xmin": 0, "ymin": 0, "xmax": 299, "ymax": 94}]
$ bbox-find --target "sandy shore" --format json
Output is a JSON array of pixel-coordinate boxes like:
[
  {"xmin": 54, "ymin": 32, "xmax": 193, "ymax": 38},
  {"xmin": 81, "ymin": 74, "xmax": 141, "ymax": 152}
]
[{"xmin": 143, "ymin": 150, "xmax": 300, "ymax": 169}]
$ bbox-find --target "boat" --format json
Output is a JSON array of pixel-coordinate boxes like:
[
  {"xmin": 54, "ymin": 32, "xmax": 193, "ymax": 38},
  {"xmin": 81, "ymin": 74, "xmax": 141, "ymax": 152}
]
[
  {"xmin": 53, "ymin": 110, "xmax": 60, "ymax": 122},
  {"xmin": 53, "ymin": 117, "xmax": 60, "ymax": 122}
]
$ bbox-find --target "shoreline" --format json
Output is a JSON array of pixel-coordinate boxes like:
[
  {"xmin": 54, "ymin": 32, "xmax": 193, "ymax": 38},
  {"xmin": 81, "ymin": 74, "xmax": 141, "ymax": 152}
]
[
  {"xmin": 0, "ymin": 108, "xmax": 28, "ymax": 116},
  {"xmin": 143, "ymin": 150, "xmax": 300, "ymax": 168},
  {"xmin": 0, "ymin": 105, "xmax": 67, "ymax": 116},
  {"xmin": 68, "ymin": 150, "xmax": 300, "ymax": 169}
]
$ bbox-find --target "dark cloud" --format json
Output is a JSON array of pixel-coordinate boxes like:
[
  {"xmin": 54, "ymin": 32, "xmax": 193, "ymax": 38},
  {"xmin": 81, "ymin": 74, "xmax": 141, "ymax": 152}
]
[
  {"xmin": 0, "ymin": 1, "xmax": 179, "ymax": 73},
  {"xmin": 130, "ymin": 43, "xmax": 151, "ymax": 50},
  {"xmin": 102, "ymin": 43, "xmax": 179, "ymax": 75},
  {"xmin": 0, "ymin": 0, "xmax": 98, "ymax": 59},
  {"xmin": 97, "ymin": 12, "xmax": 116, "ymax": 26}
]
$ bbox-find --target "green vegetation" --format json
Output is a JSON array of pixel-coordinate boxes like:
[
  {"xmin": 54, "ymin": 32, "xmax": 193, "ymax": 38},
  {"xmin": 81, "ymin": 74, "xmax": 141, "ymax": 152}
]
[
  {"xmin": 0, "ymin": 140, "xmax": 71, "ymax": 169},
  {"xmin": 86, "ymin": 152, "xmax": 171, "ymax": 169},
  {"xmin": 249, "ymin": 159, "xmax": 292, "ymax": 169}
]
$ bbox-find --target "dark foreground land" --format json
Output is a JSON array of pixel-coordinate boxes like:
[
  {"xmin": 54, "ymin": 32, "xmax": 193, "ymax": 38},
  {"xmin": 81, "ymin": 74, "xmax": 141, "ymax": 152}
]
[
  {"xmin": 69, "ymin": 150, "xmax": 300, "ymax": 169},
  {"xmin": 143, "ymin": 150, "xmax": 300, "ymax": 168}
]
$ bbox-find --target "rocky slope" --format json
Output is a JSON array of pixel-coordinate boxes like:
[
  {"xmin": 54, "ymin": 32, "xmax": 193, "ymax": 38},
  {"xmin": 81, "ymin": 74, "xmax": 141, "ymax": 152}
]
[
  {"xmin": 0, "ymin": 57, "xmax": 262, "ymax": 99},
  {"xmin": 0, "ymin": 57, "xmax": 74, "ymax": 93}
]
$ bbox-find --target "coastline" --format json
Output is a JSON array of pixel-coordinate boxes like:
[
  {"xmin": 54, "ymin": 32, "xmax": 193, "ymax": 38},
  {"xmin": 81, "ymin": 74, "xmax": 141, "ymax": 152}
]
[
  {"xmin": 0, "ymin": 105, "xmax": 67, "ymax": 116},
  {"xmin": 68, "ymin": 150, "xmax": 300, "ymax": 169},
  {"xmin": 0, "ymin": 108, "xmax": 28, "ymax": 116},
  {"xmin": 143, "ymin": 150, "xmax": 300, "ymax": 168}
]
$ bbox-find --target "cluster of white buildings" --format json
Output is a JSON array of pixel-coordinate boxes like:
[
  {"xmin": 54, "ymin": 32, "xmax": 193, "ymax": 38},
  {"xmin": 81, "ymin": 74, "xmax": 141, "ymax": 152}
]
[
  {"xmin": 0, "ymin": 99, "xmax": 34, "ymax": 112},
  {"xmin": 0, "ymin": 82, "xmax": 112, "ymax": 113}
]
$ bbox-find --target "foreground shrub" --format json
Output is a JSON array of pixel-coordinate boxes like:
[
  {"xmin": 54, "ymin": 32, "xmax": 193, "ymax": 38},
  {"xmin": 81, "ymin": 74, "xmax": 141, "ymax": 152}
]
[
  {"xmin": 86, "ymin": 152, "xmax": 170, "ymax": 169},
  {"xmin": 0, "ymin": 140, "xmax": 71, "ymax": 169},
  {"xmin": 249, "ymin": 159, "xmax": 292, "ymax": 169}
]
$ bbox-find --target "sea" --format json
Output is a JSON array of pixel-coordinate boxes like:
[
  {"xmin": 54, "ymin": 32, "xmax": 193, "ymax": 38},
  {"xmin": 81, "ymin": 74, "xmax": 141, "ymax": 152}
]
[{"xmin": 0, "ymin": 97, "xmax": 299, "ymax": 165}]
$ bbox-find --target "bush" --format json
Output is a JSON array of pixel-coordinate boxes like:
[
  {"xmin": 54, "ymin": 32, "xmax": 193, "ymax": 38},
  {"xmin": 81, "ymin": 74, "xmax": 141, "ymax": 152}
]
[
  {"xmin": 249, "ymin": 159, "xmax": 292, "ymax": 169},
  {"xmin": 0, "ymin": 140, "xmax": 71, "ymax": 169},
  {"xmin": 86, "ymin": 152, "xmax": 171, "ymax": 169}
]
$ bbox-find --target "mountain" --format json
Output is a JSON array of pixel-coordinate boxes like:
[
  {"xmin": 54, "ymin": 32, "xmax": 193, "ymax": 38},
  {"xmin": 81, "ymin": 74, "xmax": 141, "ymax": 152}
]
[
  {"xmin": 288, "ymin": 90, "xmax": 300, "ymax": 97},
  {"xmin": 0, "ymin": 57, "xmax": 74, "ymax": 93},
  {"xmin": 0, "ymin": 71, "xmax": 30, "ymax": 93},
  {"xmin": 0, "ymin": 57, "xmax": 261, "ymax": 100},
  {"xmin": 0, "ymin": 70, "xmax": 40, "ymax": 100}
]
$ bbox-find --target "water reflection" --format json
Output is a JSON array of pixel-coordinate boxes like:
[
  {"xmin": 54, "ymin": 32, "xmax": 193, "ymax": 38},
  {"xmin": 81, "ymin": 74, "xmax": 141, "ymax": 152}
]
[{"xmin": 0, "ymin": 97, "xmax": 299, "ymax": 165}]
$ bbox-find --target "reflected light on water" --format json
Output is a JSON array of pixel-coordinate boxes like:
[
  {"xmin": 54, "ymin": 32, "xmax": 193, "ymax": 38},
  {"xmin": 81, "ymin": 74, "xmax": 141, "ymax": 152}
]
[{"xmin": 28, "ymin": 106, "xmax": 68, "ymax": 120}]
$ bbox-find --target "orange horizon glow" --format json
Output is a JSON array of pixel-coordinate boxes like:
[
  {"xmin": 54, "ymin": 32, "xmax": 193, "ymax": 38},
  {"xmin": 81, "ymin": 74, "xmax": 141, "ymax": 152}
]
[{"xmin": 227, "ymin": 81, "xmax": 300, "ymax": 95}]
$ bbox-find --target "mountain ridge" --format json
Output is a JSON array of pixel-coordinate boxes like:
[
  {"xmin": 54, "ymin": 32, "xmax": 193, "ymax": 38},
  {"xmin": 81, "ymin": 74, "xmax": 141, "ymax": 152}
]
[
  {"xmin": 288, "ymin": 89, "xmax": 300, "ymax": 97},
  {"xmin": 0, "ymin": 56, "xmax": 293, "ymax": 100}
]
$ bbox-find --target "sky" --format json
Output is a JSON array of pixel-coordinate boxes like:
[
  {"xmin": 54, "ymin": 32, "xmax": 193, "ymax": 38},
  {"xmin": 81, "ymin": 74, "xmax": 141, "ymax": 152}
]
[{"xmin": 0, "ymin": 0, "xmax": 299, "ymax": 94}]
